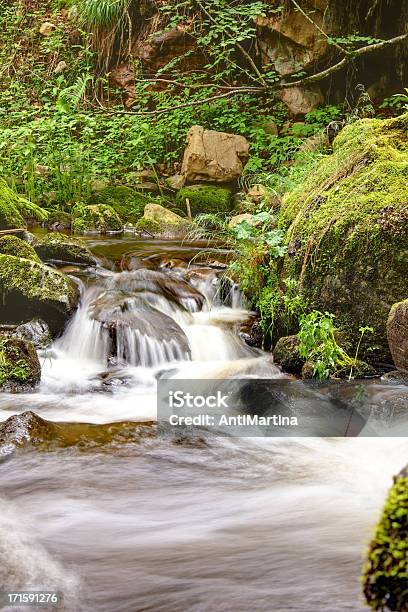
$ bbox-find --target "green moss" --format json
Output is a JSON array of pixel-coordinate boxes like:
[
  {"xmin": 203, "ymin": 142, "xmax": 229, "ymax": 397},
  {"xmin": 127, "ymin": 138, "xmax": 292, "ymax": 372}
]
[
  {"xmin": 276, "ymin": 113, "xmax": 408, "ymax": 361},
  {"xmin": 176, "ymin": 185, "xmax": 233, "ymax": 216},
  {"xmin": 35, "ymin": 232, "xmax": 96, "ymax": 265},
  {"xmin": 72, "ymin": 204, "xmax": 123, "ymax": 234},
  {"xmin": 135, "ymin": 218, "xmax": 161, "ymax": 234},
  {"xmin": 89, "ymin": 186, "xmax": 163, "ymax": 222},
  {"xmin": 0, "ymin": 335, "xmax": 40, "ymax": 390},
  {"xmin": 363, "ymin": 476, "xmax": 408, "ymax": 611},
  {"xmin": 0, "ymin": 254, "xmax": 78, "ymax": 333},
  {"xmin": 0, "ymin": 235, "xmax": 41, "ymax": 262}
]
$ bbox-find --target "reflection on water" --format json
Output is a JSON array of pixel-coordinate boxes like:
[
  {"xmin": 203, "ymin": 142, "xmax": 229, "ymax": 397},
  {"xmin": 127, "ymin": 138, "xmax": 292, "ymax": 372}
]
[{"xmin": 0, "ymin": 235, "xmax": 407, "ymax": 611}]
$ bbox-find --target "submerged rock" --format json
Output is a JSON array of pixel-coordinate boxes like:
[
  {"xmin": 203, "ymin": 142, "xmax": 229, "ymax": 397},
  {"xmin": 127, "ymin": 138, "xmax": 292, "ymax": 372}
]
[
  {"xmin": 176, "ymin": 184, "xmax": 232, "ymax": 216},
  {"xmin": 35, "ymin": 232, "xmax": 97, "ymax": 265},
  {"xmin": 0, "ymin": 411, "xmax": 155, "ymax": 453},
  {"xmin": 277, "ymin": 113, "xmax": 408, "ymax": 362},
  {"xmin": 363, "ymin": 468, "xmax": 408, "ymax": 611},
  {"xmin": 387, "ymin": 299, "xmax": 408, "ymax": 372},
  {"xmin": 72, "ymin": 204, "xmax": 123, "ymax": 234},
  {"xmin": 0, "ymin": 336, "xmax": 41, "ymax": 392},
  {"xmin": 181, "ymin": 125, "xmax": 249, "ymax": 183},
  {"xmin": 0, "ymin": 254, "xmax": 79, "ymax": 335},
  {"xmin": 0, "ymin": 235, "xmax": 41, "ymax": 262}
]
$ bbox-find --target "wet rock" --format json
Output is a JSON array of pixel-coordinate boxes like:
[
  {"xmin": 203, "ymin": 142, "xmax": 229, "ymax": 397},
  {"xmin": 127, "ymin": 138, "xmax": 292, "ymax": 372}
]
[
  {"xmin": 35, "ymin": 232, "xmax": 97, "ymax": 265},
  {"xmin": 13, "ymin": 319, "xmax": 52, "ymax": 349},
  {"xmin": 72, "ymin": 204, "xmax": 123, "ymax": 234},
  {"xmin": 0, "ymin": 337, "xmax": 41, "ymax": 392},
  {"xmin": 0, "ymin": 235, "xmax": 41, "ymax": 262},
  {"xmin": 301, "ymin": 361, "xmax": 315, "ymax": 380},
  {"xmin": 89, "ymin": 291, "xmax": 191, "ymax": 366},
  {"xmin": 0, "ymin": 411, "xmax": 155, "ymax": 453},
  {"xmin": 108, "ymin": 268, "xmax": 205, "ymax": 311},
  {"xmin": 0, "ymin": 254, "xmax": 79, "ymax": 335},
  {"xmin": 333, "ymin": 360, "xmax": 376, "ymax": 379},
  {"xmin": 363, "ymin": 469, "xmax": 408, "ymax": 612},
  {"xmin": 387, "ymin": 299, "xmax": 408, "ymax": 372},
  {"xmin": 382, "ymin": 370, "xmax": 408, "ymax": 385},
  {"xmin": 240, "ymin": 319, "xmax": 263, "ymax": 349},
  {"xmin": 181, "ymin": 125, "xmax": 249, "ymax": 183},
  {"xmin": 273, "ymin": 335, "xmax": 304, "ymax": 375},
  {"xmin": 136, "ymin": 203, "xmax": 190, "ymax": 236},
  {"xmin": 176, "ymin": 185, "xmax": 233, "ymax": 216}
]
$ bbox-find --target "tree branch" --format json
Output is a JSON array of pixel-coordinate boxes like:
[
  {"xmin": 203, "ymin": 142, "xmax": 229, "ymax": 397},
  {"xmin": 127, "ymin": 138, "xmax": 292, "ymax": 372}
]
[{"xmin": 290, "ymin": 0, "xmax": 348, "ymax": 55}]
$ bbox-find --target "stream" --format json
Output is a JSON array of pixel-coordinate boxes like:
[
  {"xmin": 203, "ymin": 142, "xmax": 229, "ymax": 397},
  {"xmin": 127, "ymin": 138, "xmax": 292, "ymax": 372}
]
[{"xmin": 0, "ymin": 234, "xmax": 407, "ymax": 611}]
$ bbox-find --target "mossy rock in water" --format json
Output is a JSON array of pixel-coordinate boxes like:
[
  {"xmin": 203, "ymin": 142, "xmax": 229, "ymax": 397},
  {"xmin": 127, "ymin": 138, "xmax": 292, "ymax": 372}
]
[
  {"xmin": 363, "ymin": 470, "xmax": 408, "ymax": 611},
  {"xmin": 0, "ymin": 254, "xmax": 79, "ymax": 335},
  {"xmin": 35, "ymin": 232, "xmax": 97, "ymax": 265},
  {"xmin": 72, "ymin": 204, "xmax": 123, "ymax": 234},
  {"xmin": 176, "ymin": 185, "xmax": 232, "ymax": 216},
  {"xmin": 89, "ymin": 186, "xmax": 162, "ymax": 222},
  {"xmin": 0, "ymin": 235, "xmax": 40, "ymax": 263},
  {"xmin": 136, "ymin": 203, "xmax": 190, "ymax": 236},
  {"xmin": 277, "ymin": 113, "xmax": 408, "ymax": 362},
  {"xmin": 0, "ymin": 336, "xmax": 41, "ymax": 392}
]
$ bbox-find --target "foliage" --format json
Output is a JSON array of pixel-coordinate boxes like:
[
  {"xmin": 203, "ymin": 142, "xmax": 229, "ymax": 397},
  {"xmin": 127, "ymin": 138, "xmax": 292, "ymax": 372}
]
[{"xmin": 297, "ymin": 311, "xmax": 350, "ymax": 381}]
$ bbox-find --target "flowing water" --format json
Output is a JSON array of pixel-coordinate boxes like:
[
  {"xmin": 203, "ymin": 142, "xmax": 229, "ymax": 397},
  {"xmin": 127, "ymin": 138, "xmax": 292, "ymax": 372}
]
[{"xmin": 0, "ymin": 235, "xmax": 407, "ymax": 612}]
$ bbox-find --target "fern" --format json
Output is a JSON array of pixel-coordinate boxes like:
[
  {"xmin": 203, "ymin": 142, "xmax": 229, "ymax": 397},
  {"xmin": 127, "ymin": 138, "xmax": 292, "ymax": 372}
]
[{"xmin": 56, "ymin": 74, "xmax": 93, "ymax": 114}]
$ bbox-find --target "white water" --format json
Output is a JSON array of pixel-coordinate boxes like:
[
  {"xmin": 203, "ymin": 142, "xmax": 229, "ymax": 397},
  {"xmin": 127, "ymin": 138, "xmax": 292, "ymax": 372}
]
[{"xmin": 0, "ymin": 239, "xmax": 407, "ymax": 611}]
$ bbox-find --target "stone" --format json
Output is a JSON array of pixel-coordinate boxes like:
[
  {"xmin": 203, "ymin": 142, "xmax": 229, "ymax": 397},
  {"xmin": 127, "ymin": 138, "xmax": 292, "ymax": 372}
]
[
  {"xmin": 176, "ymin": 185, "xmax": 233, "ymax": 216},
  {"xmin": 53, "ymin": 60, "xmax": 67, "ymax": 75},
  {"xmin": 280, "ymin": 86, "xmax": 324, "ymax": 115},
  {"xmin": 0, "ymin": 235, "xmax": 41, "ymax": 262},
  {"xmin": 34, "ymin": 232, "xmax": 97, "ymax": 266},
  {"xmin": 0, "ymin": 254, "xmax": 79, "ymax": 335},
  {"xmin": 167, "ymin": 174, "xmax": 185, "ymax": 190},
  {"xmin": 13, "ymin": 319, "xmax": 52, "ymax": 349},
  {"xmin": 0, "ymin": 336, "xmax": 41, "ymax": 392},
  {"xmin": 181, "ymin": 125, "xmax": 249, "ymax": 183},
  {"xmin": 387, "ymin": 300, "xmax": 408, "ymax": 371},
  {"xmin": 72, "ymin": 204, "xmax": 123, "ymax": 234},
  {"xmin": 273, "ymin": 335, "xmax": 304, "ymax": 375},
  {"xmin": 136, "ymin": 203, "xmax": 190, "ymax": 236},
  {"xmin": 39, "ymin": 22, "xmax": 56, "ymax": 36},
  {"xmin": 228, "ymin": 213, "xmax": 256, "ymax": 229}
]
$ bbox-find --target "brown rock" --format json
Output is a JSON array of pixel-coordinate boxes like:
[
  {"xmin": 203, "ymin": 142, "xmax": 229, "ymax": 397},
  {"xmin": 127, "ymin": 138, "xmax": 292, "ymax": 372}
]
[
  {"xmin": 39, "ymin": 22, "xmax": 56, "ymax": 36},
  {"xmin": 181, "ymin": 126, "xmax": 249, "ymax": 184},
  {"xmin": 280, "ymin": 86, "xmax": 324, "ymax": 115},
  {"xmin": 228, "ymin": 213, "xmax": 255, "ymax": 229},
  {"xmin": 387, "ymin": 300, "xmax": 408, "ymax": 371}
]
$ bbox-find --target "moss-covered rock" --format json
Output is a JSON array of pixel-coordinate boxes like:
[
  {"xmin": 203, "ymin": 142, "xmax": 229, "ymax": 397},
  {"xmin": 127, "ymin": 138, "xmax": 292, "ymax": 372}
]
[
  {"xmin": 277, "ymin": 113, "xmax": 408, "ymax": 362},
  {"xmin": 273, "ymin": 335, "xmax": 304, "ymax": 374},
  {"xmin": 0, "ymin": 254, "xmax": 79, "ymax": 335},
  {"xmin": 89, "ymin": 186, "xmax": 162, "ymax": 222},
  {"xmin": 387, "ymin": 299, "xmax": 408, "ymax": 372},
  {"xmin": 136, "ymin": 203, "xmax": 190, "ymax": 236},
  {"xmin": 363, "ymin": 470, "xmax": 408, "ymax": 611},
  {"xmin": 35, "ymin": 232, "xmax": 97, "ymax": 265},
  {"xmin": 0, "ymin": 235, "xmax": 41, "ymax": 262},
  {"xmin": 72, "ymin": 204, "xmax": 123, "ymax": 234},
  {"xmin": 0, "ymin": 336, "xmax": 41, "ymax": 392},
  {"xmin": 176, "ymin": 185, "xmax": 233, "ymax": 216}
]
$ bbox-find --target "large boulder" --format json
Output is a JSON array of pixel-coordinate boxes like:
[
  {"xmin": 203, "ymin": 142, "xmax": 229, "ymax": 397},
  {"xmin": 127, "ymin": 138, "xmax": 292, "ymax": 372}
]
[
  {"xmin": 176, "ymin": 185, "xmax": 233, "ymax": 216},
  {"xmin": 0, "ymin": 255, "xmax": 79, "ymax": 335},
  {"xmin": 273, "ymin": 335, "xmax": 304, "ymax": 375},
  {"xmin": 181, "ymin": 125, "xmax": 249, "ymax": 184},
  {"xmin": 387, "ymin": 300, "xmax": 408, "ymax": 371},
  {"xmin": 136, "ymin": 203, "xmax": 190, "ymax": 236},
  {"xmin": 276, "ymin": 113, "xmax": 408, "ymax": 362},
  {"xmin": 72, "ymin": 204, "xmax": 123, "ymax": 233},
  {"xmin": 34, "ymin": 232, "xmax": 97, "ymax": 265},
  {"xmin": 0, "ymin": 235, "xmax": 40, "ymax": 262},
  {"xmin": 363, "ymin": 468, "xmax": 408, "ymax": 611},
  {"xmin": 0, "ymin": 336, "xmax": 41, "ymax": 392}
]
